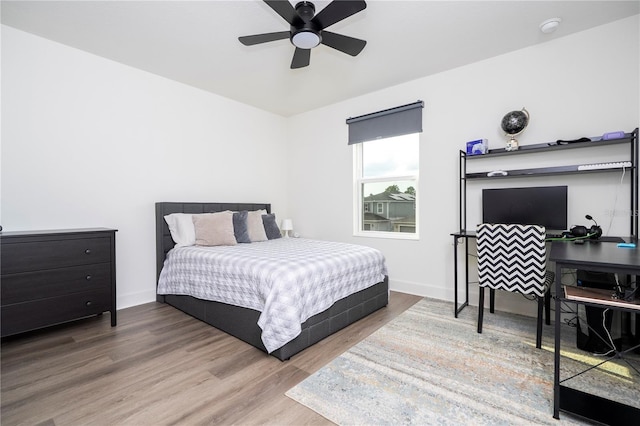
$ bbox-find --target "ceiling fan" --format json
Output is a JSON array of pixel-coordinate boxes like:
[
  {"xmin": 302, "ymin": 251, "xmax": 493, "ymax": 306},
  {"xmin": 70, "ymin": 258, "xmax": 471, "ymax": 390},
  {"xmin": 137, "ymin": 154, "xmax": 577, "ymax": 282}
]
[{"xmin": 239, "ymin": 0, "xmax": 367, "ymax": 69}]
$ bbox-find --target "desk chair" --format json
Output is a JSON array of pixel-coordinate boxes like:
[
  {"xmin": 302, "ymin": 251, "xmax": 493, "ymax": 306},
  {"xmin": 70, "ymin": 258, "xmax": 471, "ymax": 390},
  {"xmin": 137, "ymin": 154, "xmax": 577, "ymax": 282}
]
[{"xmin": 476, "ymin": 223, "xmax": 554, "ymax": 348}]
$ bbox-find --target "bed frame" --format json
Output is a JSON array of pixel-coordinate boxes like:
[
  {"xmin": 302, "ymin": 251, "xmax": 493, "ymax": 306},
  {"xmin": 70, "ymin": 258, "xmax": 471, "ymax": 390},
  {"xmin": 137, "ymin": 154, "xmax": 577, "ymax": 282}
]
[{"xmin": 155, "ymin": 202, "xmax": 389, "ymax": 361}]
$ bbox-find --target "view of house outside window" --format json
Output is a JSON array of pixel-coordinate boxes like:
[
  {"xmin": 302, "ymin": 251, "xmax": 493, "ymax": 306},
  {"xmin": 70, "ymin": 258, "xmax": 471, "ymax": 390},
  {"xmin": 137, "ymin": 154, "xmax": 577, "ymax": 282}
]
[{"xmin": 354, "ymin": 133, "xmax": 419, "ymax": 238}]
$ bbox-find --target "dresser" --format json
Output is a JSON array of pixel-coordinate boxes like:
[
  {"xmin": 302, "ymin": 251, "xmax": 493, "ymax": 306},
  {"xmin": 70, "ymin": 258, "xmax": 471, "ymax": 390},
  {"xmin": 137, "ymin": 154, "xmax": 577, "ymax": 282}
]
[{"xmin": 1, "ymin": 228, "xmax": 117, "ymax": 337}]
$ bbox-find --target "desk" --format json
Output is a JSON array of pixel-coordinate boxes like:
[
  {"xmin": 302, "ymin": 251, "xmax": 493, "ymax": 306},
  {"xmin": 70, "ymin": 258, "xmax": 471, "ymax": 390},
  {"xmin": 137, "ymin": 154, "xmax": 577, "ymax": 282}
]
[
  {"xmin": 451, "ymin": 232, "xmax": 625, "ymax": 318},
  {"xmin": 550, "ymin": 240, "xmax": 640, "ymax": 423}
]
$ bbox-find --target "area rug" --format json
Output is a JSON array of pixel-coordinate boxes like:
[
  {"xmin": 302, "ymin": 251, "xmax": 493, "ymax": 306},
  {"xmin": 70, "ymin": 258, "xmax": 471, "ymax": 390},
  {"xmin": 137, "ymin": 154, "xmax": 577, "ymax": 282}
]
[{"xmin": 286, "ymin": 297, "xmax": 639, "ymax": 425}]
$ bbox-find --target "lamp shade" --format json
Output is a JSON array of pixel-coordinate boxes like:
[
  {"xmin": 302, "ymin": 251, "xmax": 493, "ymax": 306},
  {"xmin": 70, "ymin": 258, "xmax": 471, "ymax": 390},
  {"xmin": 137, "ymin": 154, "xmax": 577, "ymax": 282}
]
[{"xmin": 281, "ymin": 219, "xmax": 293, "ymax": 231}]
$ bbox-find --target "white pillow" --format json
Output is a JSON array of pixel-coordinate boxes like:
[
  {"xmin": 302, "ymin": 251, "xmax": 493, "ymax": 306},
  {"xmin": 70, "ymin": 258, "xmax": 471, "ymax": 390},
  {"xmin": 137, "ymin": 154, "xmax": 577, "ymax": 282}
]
[
  {"xmin": 247, "ymin": 209, "xmax": 268, "ymax": 242},
  {"xmin": 164, "ymin": 213, "xmax": 196, "ymax": 247}
]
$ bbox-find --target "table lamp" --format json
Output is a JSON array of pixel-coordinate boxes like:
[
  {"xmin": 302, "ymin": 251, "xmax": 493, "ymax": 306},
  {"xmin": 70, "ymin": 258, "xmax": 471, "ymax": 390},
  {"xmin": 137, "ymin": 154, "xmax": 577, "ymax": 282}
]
[{"xmin": 281, "ymin": 219, "xmax": 293, "ymax": 238}]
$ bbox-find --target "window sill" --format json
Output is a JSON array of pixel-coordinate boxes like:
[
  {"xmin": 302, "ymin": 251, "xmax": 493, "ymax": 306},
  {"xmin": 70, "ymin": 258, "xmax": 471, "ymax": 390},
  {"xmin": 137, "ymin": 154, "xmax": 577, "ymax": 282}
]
[{"xmin": 353, "ymin": 231, "xmax": 419, "ymax": 241}]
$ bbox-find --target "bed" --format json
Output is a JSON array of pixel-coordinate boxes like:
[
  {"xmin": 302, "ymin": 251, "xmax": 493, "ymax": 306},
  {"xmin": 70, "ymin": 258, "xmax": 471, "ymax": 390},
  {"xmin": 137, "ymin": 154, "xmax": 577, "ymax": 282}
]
[{"xmin": 155, "ymin": 202, "xmax": 389, "ymax": 361}]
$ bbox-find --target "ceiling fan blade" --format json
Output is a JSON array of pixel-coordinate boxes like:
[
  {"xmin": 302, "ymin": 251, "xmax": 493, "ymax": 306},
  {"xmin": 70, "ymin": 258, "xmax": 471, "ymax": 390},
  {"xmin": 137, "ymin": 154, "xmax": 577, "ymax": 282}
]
[
  {"xmin": 239, "ymin": 31, "xmax": 290, "ymax": 46},
  {"xmin": 291, "ymin": 48, "xmax": 311, "ymax": 69},
  {"xmin": 312, "ymin": 0, "xmax": 366, "ymax": 29},
  {"xmin": 264, "ymin": 0, "xmax": 297, "ymax": 25},
  {"xmin": 320, "ymin": 31, "xmax": 366, "ymax": 56}
]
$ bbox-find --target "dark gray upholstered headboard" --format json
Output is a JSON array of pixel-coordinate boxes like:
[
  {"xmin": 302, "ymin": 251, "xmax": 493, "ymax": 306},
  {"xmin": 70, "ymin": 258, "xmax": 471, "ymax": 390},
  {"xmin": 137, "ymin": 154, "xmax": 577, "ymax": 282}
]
[{"xmin": 155, "ymin": 202, "xmax": 271, "ymax": 301}]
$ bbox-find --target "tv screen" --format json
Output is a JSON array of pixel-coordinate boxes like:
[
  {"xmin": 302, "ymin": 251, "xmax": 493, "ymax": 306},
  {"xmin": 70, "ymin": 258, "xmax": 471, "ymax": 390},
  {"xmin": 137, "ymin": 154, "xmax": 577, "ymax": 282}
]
[{"xmin": 482, "ymin": 186, "xmax": 568, "ymax": 231}]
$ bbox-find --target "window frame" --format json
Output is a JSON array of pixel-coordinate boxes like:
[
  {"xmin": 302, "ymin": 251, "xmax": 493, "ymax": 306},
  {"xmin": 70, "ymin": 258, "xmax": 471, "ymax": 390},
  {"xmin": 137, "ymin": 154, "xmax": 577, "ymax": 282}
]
[{"xmin": 353, "ymin": 135, "xmax": 419, "ymax": 240}]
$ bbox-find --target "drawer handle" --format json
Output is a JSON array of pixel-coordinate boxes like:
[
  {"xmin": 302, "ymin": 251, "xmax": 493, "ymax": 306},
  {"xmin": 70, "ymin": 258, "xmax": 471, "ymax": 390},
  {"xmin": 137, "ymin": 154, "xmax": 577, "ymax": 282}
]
[
  {"xmin": 85, "ymin": 275, "xmax": 92, "ymax": 281},
  {"xmin": 86, "ymin": 301, "xmax": 93, "ymax": 307},
  {"xmin": 84, "ymin": 249, "xmax": 92, "ymax": 255}
]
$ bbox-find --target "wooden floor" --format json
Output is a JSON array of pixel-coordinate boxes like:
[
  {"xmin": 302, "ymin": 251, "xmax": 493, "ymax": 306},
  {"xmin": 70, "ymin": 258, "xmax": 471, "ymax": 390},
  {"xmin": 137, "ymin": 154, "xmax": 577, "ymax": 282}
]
[{"xmin": 1, "ymin": 291, "xmax": 421, "ymax": 425}]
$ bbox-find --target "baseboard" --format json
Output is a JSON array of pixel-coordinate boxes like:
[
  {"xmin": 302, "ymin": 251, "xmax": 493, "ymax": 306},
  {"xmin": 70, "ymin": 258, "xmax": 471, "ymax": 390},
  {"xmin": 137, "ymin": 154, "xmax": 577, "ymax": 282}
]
[
  {"xmin": 390, "ymin": 279, "xmax": 544, "ymax": 321},
  {"xmin": 117, "ymin": 290, "xmax": 156, "ymax": 310},
  {"xmin": 389, "ymin": 279, "xmax": 448, "ymax": 300}
]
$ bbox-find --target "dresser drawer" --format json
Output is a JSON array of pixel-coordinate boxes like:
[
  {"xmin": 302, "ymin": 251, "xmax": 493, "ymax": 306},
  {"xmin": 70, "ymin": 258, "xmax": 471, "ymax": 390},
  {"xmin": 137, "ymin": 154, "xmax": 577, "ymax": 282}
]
[
  {"xmin": 1, "ymin": 236, "xmax": 112, "ymax": 274},
  {"xmin": 1, "ymin": 263, "xmax": 111, "ymax": 305},
  {"xmin": 1, "ymin": 288, "xmax": 111, "ymax": 337}
]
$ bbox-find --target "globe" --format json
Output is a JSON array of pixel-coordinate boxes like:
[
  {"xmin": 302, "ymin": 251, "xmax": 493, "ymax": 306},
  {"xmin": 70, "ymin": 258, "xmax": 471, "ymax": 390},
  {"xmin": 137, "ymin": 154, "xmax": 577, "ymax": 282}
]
[
  {"xmin": 501, "ymin": 108, "xmax": 529, "ymax": 136},
  {"xmin": 500, "ymin": 107, "xmax": 529, "ymax": 151}
]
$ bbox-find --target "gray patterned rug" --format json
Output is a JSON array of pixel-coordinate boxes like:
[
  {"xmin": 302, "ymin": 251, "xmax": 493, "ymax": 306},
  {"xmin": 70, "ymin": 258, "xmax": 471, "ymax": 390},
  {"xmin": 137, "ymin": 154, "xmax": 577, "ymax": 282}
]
[{"xmin": 286, "ymin": 297, "xmax": 639, "ymax": 425}]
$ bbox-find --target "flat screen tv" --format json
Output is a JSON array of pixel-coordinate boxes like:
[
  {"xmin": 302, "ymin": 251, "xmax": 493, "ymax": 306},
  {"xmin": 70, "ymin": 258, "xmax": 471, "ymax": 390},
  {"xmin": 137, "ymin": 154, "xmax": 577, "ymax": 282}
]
[{"xmin": 482, "ymin": 186, "xmax": 568, "ymax": 231}]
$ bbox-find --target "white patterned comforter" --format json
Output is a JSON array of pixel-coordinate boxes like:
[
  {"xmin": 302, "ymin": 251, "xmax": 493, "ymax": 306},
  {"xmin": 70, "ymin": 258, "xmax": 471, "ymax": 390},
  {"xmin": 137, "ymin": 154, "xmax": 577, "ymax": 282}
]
[{"xmin": 157, "ymin": 238, "xmax": 387, "ymax": 353}]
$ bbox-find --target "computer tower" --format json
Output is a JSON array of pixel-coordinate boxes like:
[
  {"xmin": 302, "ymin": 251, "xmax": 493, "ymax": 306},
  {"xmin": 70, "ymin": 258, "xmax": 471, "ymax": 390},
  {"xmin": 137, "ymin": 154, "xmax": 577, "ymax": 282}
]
[{"xmin": 576, "ymin": 270, "xmax": 618, "ymax": 353}]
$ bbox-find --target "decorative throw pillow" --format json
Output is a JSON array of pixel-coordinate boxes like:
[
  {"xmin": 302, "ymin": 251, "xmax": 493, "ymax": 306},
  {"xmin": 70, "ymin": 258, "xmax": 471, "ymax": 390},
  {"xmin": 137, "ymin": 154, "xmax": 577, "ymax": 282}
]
[
  {"xmin": 262, "ymin": 213, "xmax": 281, "ymax": 240},
  {"xmin": 246, "ymin": 209, "xmax": 268, "ymax": 242},
  {"xmin": 192, "ymin": 211, "xmax": 237, "ymax": 246},
  {"xmin": 164, "ymin": 213, "xmax": 196, "ymax": 247},
  {"xmin": 233, "ymin": 211, "xmax": 251, "ymax": 243}
]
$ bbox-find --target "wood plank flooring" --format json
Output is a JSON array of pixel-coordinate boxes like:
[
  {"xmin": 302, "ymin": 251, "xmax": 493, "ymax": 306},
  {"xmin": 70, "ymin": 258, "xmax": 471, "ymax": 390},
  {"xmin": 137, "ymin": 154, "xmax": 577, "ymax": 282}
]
[{"xmin": 1, "ymin": 291, "xmax": 422, "ymax": 425}]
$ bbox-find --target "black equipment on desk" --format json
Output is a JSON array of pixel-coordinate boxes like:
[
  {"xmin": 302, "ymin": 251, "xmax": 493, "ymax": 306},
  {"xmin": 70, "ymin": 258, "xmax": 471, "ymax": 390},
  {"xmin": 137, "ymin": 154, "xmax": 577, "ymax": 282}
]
[
  {"xmin": 576, "ymin": 270, "xmax": 618, "ymax": 353},
  {"xmin": 567, "ymin": 214, "xmax": 603, "ymax": 240},
  {"xmin": 482, "ymin": 186, "xmax": 568, "ymax": 232}
]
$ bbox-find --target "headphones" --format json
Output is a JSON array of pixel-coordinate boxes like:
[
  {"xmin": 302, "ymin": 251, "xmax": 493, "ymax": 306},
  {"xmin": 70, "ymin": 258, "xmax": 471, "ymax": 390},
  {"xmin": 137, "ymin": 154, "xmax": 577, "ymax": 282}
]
[{"xmin": 564, "ymin": 214, "xmax": 602, "ymax": 240}]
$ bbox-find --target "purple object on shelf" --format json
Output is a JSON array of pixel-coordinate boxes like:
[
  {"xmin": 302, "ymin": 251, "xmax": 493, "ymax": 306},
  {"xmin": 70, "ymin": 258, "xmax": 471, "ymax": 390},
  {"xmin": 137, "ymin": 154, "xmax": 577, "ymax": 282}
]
[{"xmin": 602, "ymin": 131, "xmax": 625, "ymax": 140}]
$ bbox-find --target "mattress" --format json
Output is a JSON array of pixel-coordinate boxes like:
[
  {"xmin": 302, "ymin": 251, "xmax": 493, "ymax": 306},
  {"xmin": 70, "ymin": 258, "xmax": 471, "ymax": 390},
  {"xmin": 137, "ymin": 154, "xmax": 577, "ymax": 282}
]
[{"xmin": 157, "ymin": 237, "xmax": 387, "ymax": 352}]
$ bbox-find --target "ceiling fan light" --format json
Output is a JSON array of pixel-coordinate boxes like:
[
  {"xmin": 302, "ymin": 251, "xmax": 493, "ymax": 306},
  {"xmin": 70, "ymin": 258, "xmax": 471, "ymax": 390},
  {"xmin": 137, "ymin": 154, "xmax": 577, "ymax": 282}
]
[{"xmin": 292, "ymin": 31, "xmax": 320, "ymax": 49}]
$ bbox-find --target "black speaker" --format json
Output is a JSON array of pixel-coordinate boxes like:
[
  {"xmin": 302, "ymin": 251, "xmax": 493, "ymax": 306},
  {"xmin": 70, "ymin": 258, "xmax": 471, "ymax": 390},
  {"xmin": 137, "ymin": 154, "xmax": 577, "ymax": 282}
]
[
  {"xmin": 576, "ymin": 270, "xmax": 617, "ymax": 353},
  {"xmin": 577, "ymin": 306, "xmax": 614, "ymax": 353}
]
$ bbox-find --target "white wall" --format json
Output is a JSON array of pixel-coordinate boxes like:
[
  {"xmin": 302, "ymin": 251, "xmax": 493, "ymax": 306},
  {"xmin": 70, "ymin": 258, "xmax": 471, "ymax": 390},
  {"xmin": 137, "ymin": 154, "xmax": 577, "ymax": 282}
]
[
  {"xmin": 2, "ymin": 16, "xmax": 639, "ymax": 317},
  {"xmin": 286, "ymin": 16, "xmax": 639, "ymax": 316},
  {"xmin": 1, "ymin": 26, "xmax": 289, "ymax": 309}
]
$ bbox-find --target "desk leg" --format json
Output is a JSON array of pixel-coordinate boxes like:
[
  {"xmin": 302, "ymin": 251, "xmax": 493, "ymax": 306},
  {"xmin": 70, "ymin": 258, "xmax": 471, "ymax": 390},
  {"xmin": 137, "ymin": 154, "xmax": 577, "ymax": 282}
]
[
  {"xmin": 636, "ymin": 311, "xmax": 639, "ymax": 349},
  {"xmin": 453, "ymin": 235, "xmax": 470, "ymax": 318},
  {"xmin": 465, "ymin": 240, "xmax": 470, "ymax": 310},
  {"xmin": 636, "ymin": 275, "xmax": 639, "ymax": 346},
  {"xmin": 553, "ymin": 262, "xmax": 562, "ymax": 419},
  {"xmin": 453, "ymin": 235, "xmax": 459, "ymax": 317}
]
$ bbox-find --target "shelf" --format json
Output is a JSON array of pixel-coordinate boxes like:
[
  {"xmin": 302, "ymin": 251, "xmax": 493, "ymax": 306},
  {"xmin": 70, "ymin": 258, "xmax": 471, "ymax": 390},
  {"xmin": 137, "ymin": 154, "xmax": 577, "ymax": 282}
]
[
  {"xmin": 564, "ymin": 286, "xmax": 640, "ymax": 311},
  {"xmin": 458, "ymin": 127, "xmax": 638, "ymax": 240},
  {"xmin": 465, "ymin": 163, "xmax": 635, "ymax": 180},
  {"xmin": 464, "ymin": 132, "xmax": 634, "ymax": 159}
]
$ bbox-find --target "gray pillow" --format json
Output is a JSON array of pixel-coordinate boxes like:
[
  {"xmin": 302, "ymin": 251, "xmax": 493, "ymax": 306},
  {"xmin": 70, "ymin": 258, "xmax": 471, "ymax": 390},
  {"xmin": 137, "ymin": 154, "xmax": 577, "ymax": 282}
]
[
  {"xmin": 262, "ymin": 213, "xmax": 281, "ymax": 240},
  {"xmin": 233, "ymin": 211, "xmax": 251, "ymax": 243}
]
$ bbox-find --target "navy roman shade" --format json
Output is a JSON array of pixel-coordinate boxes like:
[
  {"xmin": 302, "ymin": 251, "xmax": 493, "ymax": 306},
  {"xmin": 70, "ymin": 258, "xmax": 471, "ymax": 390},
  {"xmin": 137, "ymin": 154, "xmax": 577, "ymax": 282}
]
[{"xmin": 346, "ymin": 100, "xmax": 424, "ymax": 145}]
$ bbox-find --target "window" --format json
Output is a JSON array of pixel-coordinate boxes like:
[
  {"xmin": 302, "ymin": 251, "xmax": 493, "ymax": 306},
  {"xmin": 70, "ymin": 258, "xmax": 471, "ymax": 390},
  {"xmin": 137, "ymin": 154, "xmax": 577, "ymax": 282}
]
[
  {"xmin": 347, "ymin": 101, "xmax": 423, "ymax": 239},
  {"xmin": 354, "ymin": 133, "xmax": 419, "ymax": 238}
]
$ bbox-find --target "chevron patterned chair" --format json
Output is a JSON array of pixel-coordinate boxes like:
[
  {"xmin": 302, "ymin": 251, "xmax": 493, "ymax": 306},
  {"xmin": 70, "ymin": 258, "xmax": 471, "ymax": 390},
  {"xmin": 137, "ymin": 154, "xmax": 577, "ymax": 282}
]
[{"xmin": 476, "ymin": 223, "xmax": 554, "ymax": 349}]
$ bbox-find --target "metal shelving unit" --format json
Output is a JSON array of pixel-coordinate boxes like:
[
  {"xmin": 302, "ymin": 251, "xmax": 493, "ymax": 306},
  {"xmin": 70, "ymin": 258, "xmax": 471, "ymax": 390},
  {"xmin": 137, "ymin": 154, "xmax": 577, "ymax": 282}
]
[{"xmin": 458, "ymin": 128, "xmax": 638, "ymax": 237}]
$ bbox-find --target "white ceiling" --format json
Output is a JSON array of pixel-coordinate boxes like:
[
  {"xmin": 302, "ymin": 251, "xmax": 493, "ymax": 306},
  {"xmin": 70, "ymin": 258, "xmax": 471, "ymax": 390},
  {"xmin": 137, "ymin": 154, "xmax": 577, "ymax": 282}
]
[{"xmin": 2, "ymin": 1, "xmax": 639, "ymax": 117}]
